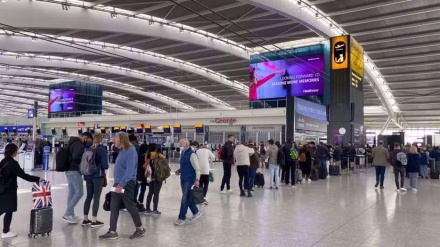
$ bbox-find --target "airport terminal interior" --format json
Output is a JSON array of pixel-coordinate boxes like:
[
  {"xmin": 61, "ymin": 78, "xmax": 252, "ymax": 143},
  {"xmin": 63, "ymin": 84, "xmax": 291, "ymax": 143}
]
[{"xmin": 0, "ymin": 0, "xmax": 439, "ymax": 246}]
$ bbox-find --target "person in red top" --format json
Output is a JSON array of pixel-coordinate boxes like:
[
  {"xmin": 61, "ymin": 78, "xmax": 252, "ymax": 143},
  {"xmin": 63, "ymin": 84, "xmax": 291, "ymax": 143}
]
[{"xmin": 249, "ymin": 67, "xmax": 284, "ymax": 100}]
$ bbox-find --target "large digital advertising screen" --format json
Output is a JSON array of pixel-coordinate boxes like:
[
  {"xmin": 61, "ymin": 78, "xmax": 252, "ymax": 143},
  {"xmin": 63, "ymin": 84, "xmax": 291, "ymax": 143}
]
[
  {"xmin": 48, "ymin": 88, "xmax": 75, "ymax": 113},
  {"xmin": 249, "ymin": 54, "xmax": 325, "ymax": 100},
  {"xmin": 295, "ymin": 97, "xmax": 327, "ymax": 133}
]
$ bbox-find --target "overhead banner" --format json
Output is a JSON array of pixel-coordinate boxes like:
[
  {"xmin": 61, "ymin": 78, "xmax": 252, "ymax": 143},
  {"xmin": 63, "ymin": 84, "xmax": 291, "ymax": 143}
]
[
  {"xmin": 249, "ymin": 54, "xmax": 325, "ymax": 100},
  {"xmin": 331, "ymin": 35, "xmax": 349, "ymax": 70}
]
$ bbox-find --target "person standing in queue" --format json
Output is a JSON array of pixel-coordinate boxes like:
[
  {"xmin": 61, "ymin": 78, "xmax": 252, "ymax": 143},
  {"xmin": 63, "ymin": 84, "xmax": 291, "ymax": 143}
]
[
  {"xmin": 174, "ymin": 139, "xmax": 202, "ymax": 226},
  {"xmin": 233, "ymin": 141, "xmax": 255, "ymax": 197},
  {"xmin": 99, "ymin": 133, "xmax": 146, "ymax": 240},
  {"xmin": 248, "ymin": 141, "xmax": 260, "ymax": 191},
  {"xmin": 220, "ymin": 135, "xmax": 235, "ymax": 194},
  {"xmin": 63, "ymin": 134, "xmax": 84, "ymax": 224},
  {"xmin": 82, "ymin": 133, "xmax": 109, "ymax": 228},
  {"xmin": 0, "ymin": 144, "xmax": 44, "ymax": 238}
]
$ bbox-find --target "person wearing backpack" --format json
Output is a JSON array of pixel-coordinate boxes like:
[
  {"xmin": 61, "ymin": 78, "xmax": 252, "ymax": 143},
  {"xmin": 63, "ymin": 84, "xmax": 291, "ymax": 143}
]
[
  {"xmin": 63, "ymin": 135, "xmax": 85, "ymax": 224},
  {"xmin": 220, "ymin": 135, "xmax": 235, "ymax": 194},
  {"xmin": 82, "ymin": 133, "xmax": 109, "ymax": 228},
  {"xmin": 0, "ymin": 143, "xmax": 44, "ymax": 239},
  {"xmin": 143, "ymin": 144, "xmax": 165, "ymax": 216},
  {"xmin": 99, "ymin": 132, "xmax": 146, "ymax": 240},
  {"xmin": 389, "ymin": 142, "xmax": 407, "ymax": 192},
  {"xmin": 282, "ymin": 139, "xmax": 296, "ymax": 186}
]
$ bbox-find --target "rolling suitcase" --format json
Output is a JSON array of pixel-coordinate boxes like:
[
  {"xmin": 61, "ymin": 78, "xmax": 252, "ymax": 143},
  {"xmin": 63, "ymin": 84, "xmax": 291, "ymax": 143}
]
[
  {"xmin": 329, "ymin": 165, "xmax": 339, "ymax": 176},
  {"xmin": 431, "ymin": 170, "xmax": 440, "ymax": 179},
  {"xmin": 310, "ymin": 167, "xmax": 319, "ymax": 181},
  {"xmin": 296, "ymin": 169, "xmax": 303, "ymax": 183},
  {"xmin": 319, "ymin": 167, "xmax": 327, "ymax": 179},
  {"xmin": 29, "ymin": 181, "xmax": 53, "ymax": 238},
  {"xmin": 29, "ymin": 207, "xmax": 53, "ymax": 238},
  {"xmin": 255, "ymin": 172, "xmax": 265, "ymax": 187}
]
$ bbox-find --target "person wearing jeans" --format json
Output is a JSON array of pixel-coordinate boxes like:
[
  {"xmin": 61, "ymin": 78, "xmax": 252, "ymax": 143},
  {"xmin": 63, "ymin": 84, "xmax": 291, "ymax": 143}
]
[
  {"xmin": 407, "ymin": 145, "xmax": 421, "ymax": 192},
  {"xmin": 372, "ymin": 140, "xmax": 389, "ymax": 189},
  {"xmin": 82, "ymin": 133, "xmax": 109, "ymax": 228},
  {"xmin": 419, "ymin": 147, "xmax": 429, "ymax": 179},
  {"xmin": 143, "ymin": 144, "xmax": 165, "ymax": 215},
  {"xmin": 99, "ymin": 133, "xmax": 146, "ymax": 240},
  {"xmin": 282, "ymin": 139, "xmax": 296, "ymax": 186},
  {"xmin": 234, "ymin": 142, "xmax": 254, "ymax": 197},
  {"xmin": 175, "ymin": 139, "xmax": 202, "ymax": 226},
  {"xmin": 63, "ymin": 136, "xmax": 84, "ymax": 224},
  {"xmin": 389, "ymin": 142, "xmax": 407, "ymax": 192},
  {"xmin": 267, "ymin": 140, "xmax": 279, "ymax": 189}
]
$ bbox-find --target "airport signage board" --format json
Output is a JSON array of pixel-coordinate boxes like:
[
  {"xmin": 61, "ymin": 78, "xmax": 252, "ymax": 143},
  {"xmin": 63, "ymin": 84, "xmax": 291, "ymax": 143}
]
[{"xmin": 331, "ymin": 35, "xmax": 349, "ymax": 70}]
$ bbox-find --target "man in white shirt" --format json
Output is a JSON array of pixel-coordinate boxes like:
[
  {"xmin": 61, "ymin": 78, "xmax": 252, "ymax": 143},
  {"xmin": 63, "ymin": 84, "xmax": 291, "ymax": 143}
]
[{"xmin": 195, "ymin": 144, "xmax": 215, "ymax": 205}]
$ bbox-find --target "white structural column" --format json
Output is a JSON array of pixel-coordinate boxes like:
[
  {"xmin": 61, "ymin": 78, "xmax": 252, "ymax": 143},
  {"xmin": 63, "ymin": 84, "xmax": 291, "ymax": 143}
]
[
  {"xmin": 0, "ymin": 1, "xmax": 249, "ymax": 60},
  {"xmin": 0, "ymin": 68, "xmax": 194, "ymax": 111},
  {"xmin": 240, "ymin": 0, "xmax": 399, "ymax": 127},
  {"xmin": 0, "ymin": 35, "xmax": 248, "ymax": 94},
  {"xmin": 0, "ymin": 55, "xmax": 234, "ymax": 110}
]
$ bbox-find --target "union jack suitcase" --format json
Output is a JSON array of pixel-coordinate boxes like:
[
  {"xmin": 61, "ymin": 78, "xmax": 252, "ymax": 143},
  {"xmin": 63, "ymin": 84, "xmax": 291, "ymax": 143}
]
[{"xmin": 29, "ymin": 181, "xmax": 53, "ymax": 238}]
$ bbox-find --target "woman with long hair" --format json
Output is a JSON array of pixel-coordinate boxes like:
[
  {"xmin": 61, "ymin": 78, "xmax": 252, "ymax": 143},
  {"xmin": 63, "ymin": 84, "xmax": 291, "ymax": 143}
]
[
  {"xmin": 249, "ymin": 67, "xmax": 284, "ymax": 100},
  {"xmin": 0, "ymin": 143, "xmax": 43, "ymax": 238},
  {"xmin": 143, "ymin": 143, "xmax": 165, "ymax": 216},
  {"xmin": 407, "ymin": 145, "xmax": 421, "ymax": 192},
  {"xmin": 99, "ymin": 133, "xmax": 145, "ymax": 240},
  {"xmin": 136, "ymin": 144, "xmax": 149, "ymax": 212},
  {"xmin": 82, "ymin": 133, "xmax": 109, "ymax": 228}
]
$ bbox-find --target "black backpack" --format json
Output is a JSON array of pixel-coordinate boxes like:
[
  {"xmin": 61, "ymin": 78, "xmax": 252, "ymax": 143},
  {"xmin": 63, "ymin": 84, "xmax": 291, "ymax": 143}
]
[
  {"xmin": 277, "ymin": 149, "xmax": 285, "ymax": 167},
  {"xmin": 0, "ymin": 162, "xmax": 10, "ymax": 194},
  {"xmin": 220, "ymin": 143, "xmax": 229, "ymax": 160},
  {"xmin": 56, "ymin": 144, "xmax": 71, "ymax": 172}
]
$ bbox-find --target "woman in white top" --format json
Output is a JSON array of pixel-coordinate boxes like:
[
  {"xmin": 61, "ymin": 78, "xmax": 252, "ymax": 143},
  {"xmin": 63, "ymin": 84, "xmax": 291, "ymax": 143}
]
[{"xmin": 195, "ymin": 143, "xmax": 215, "ymax": 205}]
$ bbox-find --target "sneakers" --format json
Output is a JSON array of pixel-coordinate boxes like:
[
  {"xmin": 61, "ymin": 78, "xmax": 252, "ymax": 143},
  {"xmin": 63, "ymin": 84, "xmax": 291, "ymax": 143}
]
[
  {"xmin": 122, "ymin": 208, "xmax": 128, "ymax": 212},
  {"xmin": 204, "ymin": 200, "xmax": 209, "ymax": 205},
  {"xmin": 240, "ymin": 190, "xmax": 246, "ymax": 197},
  {"xmin": 174, "ymin": 219, "xmax": 186, "ymax": 226},
  {"xmin": 227, "ymin": 189, "xmax": 233, "ymax": 193},
  {"xmin": 395, "ymin": 189, "xmax": 400, "ymax": 192},
  {"xmin": 220, "ymin": 190, "xmax": 226, "ymax": 194},
  {"xmin": 137, "ymin": 204, "xmax": 146, "ymax": 212},
  {"xmin": 90, "ymin": 221, "xmax": 104, "ymax": 228},
  {"xmin": 190, "ymin": 212, "xmax": 203, "ymax": 222},
  {"xmin": 380, "ymin": 186, "xmax": 384, "ymax": 189},
  {"xmin": 99, "ymin": 231, "xmax": 118, "ymax": 240},
  {"xmin": 129, "ymin": 228, "xmax": 146, "ymax": 240},
  {"xmin": 73, "ymin": 215, "xmax": 82, "ymax": 221},
  {"xmin": 144, "ymin": 210, "xmax": 153, "ymax": 215},
  {"xmin": 375, "ymin": 183, "xmax": 379, "ymax": 188},
  {"xmin": 247, "ymin": 191, "xmax": 253, "ymax": 197},
  {"xmin": 151, "ymin": 211, "xmax": 161, "ymax": 216},
  {"xmin": 63, "ymin": 216, "xmax": 79, "ymax": 224},
  {"xmin": 1, "ymin": 232, "xmax": 17, "ymax": 239},
  {"xmin": 276, "ymin": 187, "xmax": 279, "ymax": 190},
  {"xmin": 400, "ymin": 188, "xmax": 407, "ymax": 192},
  {"xmin": 82, "ymin": 220, "xmax": 92, "ymax": 226},
  {"xmin": 411, "ymin": 188, "xmax": 418, "ymax": 192},
  {"xmin": 269, "ymin": 187, "xmax": 273, "ymax": 190}
]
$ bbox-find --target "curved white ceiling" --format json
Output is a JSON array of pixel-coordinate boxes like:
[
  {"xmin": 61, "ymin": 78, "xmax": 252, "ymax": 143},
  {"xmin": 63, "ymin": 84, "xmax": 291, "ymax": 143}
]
[
  {"xmin": 0, "ymin": 35, "xmax": 248, "ymax": 94},
  {"xmin": 0, "ymin": 66, "xmax": 196, "ymax": 111},
  {"xmin": 0, "ymin": 53, "xmax": 235, "ymax": 110},
  {"xmin": 0, "ymin": 0, "xmax": 249, "ymax": 59}
]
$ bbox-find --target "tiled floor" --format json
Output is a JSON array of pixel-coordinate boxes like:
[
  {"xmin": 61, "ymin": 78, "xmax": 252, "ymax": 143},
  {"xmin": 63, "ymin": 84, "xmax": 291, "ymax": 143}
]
[{"xmin": 2, "ymin": 163, "xmax": 440, "ymax": 247}]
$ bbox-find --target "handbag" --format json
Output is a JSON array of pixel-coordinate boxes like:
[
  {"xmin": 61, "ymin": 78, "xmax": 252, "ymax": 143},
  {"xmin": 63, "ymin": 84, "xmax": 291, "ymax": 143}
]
[
  {"xmin": 191, "ymin": 186, "xmax": 205, "ymax": 205},
  {"xmin": 209, "ymin": 171, "xmax": 214, "ymax": 183},
  {"xmin": 103, "ymin": 175, "xmax": 108, "ymax": 187},
  {"xmin": 103, "ymin": 192, "xmax": 111, "ymax": 211}
]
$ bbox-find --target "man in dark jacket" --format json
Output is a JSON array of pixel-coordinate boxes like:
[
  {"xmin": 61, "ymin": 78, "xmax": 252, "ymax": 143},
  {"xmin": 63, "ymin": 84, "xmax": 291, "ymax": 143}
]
[
  {"xmin": 259, "ymin": 142, "xmax": 266, "ymax": 168},
  {"xmin": 333, "ymin": 143, "xmax": 342, "ymax": 175},
  {"xmin": 248, "ymin": 141, "xmax": 260, "ymax": 190},
  {"xmin": 282, "ymin": 139, "xmax": 296, "ymax": 186},
  {"xmin": 220, "ymin": 134, "xmax": 235, "ymax": 193},
  {"xmin": 316, "ymin": 142, "xmax": 329, "ymax": 170},
  {"xmin": 63, "ymin": 136, "xmax": 84, "ymax": 224},
  {"xmin": 347, "ymin": 142, "xmax": 357, "ymax": 170}
]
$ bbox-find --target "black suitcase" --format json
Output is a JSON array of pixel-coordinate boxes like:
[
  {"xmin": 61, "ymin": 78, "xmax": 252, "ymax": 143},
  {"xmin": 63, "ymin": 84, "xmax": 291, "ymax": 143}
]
[
  {"xmin": 29, "ymin": 207, "xmax": 53, "ymax": 238},
  {"xmin": 319, "ymin": 167, "xmax": 327, "ymax": 179},
  {"xmin": 310, "ymin": 168, "xmax": 319, "ymax": 181},
  {"xmin": 255, "ymin": 172, "xmax": 265, "ymax": 187},
  {"xmin": 329, "ymin": 165, "xmax": 339, "ymax": 176},
  {"xmin": 431, "ymin": 170, "xmax": 440, "ymax": 179}
]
